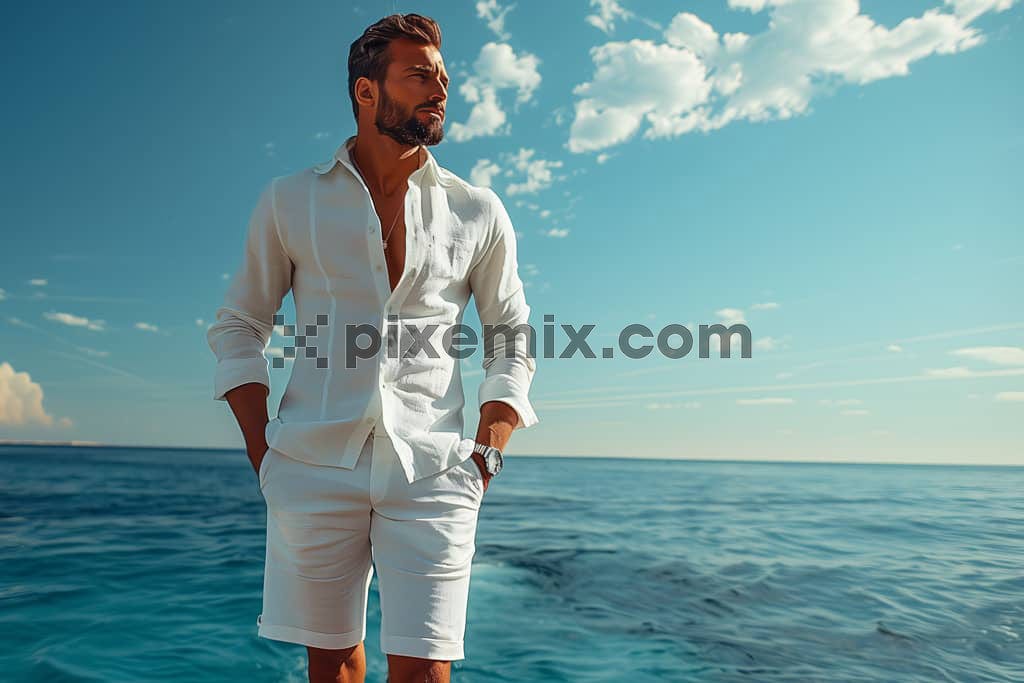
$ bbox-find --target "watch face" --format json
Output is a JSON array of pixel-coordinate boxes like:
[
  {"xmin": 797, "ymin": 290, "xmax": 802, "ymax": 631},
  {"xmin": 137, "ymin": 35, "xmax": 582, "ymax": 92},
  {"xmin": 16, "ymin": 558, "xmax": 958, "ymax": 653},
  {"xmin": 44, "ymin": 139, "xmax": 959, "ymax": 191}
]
[{"xmin": 486, "ymin": 448, "xmax": 503, "ymax": 475}]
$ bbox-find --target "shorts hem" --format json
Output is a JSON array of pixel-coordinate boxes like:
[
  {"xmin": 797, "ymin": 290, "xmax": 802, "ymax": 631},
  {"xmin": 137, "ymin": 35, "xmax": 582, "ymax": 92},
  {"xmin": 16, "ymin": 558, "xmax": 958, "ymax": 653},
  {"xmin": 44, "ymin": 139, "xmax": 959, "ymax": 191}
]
[
  {"xmin": 257, "ymin": 615, "xmax": 364, "ymax": 650},
  {"xmin": 381, "ymin": 633, "xmax": 465, "ymax": 661}
]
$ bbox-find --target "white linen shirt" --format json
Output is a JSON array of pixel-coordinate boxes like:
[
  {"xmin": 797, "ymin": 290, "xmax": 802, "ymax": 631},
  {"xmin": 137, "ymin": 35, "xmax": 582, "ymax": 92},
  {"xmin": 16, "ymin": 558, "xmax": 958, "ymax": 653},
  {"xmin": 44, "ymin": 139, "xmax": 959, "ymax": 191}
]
[{"xmin": 207, "ymin": 134, "xmax": 538, "ymax": 484}]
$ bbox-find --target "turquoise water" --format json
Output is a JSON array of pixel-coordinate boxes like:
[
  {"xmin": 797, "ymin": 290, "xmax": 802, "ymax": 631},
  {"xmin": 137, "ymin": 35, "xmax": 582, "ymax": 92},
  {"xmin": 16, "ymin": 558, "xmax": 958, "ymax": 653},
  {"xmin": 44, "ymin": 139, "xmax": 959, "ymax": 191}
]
[{"xmin": 1, "ymin": 444, "xmax": 1021, "ymax": 682}]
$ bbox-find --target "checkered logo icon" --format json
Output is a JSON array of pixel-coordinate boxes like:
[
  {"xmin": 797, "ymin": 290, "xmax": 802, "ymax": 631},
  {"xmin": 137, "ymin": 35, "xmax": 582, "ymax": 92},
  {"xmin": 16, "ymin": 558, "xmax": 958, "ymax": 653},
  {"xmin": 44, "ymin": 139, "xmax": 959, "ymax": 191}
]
[{"xmin": 271, "ymin": 313, "xmax": 330, "ymax": 368}]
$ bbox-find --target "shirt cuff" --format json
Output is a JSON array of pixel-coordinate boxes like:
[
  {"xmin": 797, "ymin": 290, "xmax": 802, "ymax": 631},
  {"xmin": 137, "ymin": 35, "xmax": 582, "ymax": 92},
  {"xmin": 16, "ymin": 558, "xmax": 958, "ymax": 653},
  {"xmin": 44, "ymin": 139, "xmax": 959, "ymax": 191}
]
[
  {"xmin": 478, "ymin": 377, "xmax": 539, "ymax": 430},
  {"xmin": 213, "ymin": 356, "xmax": 271, "ymax": 401}
]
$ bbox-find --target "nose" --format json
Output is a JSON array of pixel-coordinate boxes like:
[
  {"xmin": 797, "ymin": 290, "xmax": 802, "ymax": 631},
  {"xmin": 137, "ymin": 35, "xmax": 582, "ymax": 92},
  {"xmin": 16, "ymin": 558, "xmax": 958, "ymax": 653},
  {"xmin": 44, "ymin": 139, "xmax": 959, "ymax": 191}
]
[{"xmin": 430, "ymin": 75, "xmax": 447, "ymax": 101}]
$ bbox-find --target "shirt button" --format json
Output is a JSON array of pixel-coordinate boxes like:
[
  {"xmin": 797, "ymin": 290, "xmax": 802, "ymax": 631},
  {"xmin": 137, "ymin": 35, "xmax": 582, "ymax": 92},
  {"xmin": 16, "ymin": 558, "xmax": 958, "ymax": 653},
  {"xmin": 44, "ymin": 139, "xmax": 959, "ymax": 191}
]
[{"xmin": 375, "ymin": 264, "xmax": 384, "ymax": 271}]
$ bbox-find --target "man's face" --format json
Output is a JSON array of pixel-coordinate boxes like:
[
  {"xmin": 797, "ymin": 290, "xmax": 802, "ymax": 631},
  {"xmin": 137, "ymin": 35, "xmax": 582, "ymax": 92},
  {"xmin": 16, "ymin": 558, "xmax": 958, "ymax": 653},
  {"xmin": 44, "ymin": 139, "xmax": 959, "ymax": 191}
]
[{"xmin": 373, "ymin": 39, "xmax": 448, "ymax": 147}]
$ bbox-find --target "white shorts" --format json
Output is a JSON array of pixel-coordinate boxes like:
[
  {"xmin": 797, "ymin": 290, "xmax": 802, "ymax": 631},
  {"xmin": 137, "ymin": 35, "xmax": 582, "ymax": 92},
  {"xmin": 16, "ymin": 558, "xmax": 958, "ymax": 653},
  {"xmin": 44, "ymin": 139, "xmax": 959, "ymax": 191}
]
[{"xmin": 254, "ymin": 428, "xmax": 485, "ymax": 661}]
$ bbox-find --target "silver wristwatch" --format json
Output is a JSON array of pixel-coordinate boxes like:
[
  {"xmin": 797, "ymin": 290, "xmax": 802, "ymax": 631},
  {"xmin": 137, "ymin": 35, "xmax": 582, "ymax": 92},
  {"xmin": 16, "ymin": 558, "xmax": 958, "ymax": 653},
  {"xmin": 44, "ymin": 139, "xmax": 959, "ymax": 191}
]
[{"xmin": 472, "ymin": 442, "xmax": 504, "ymax": 477}]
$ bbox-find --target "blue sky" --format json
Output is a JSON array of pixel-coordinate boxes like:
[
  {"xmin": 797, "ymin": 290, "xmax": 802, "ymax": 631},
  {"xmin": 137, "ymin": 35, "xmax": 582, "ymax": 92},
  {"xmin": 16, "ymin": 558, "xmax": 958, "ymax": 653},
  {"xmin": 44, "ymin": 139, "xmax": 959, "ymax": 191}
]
[{"xmin": 1, "ymin": 0, "xmax": 1021, "ymax": 464}]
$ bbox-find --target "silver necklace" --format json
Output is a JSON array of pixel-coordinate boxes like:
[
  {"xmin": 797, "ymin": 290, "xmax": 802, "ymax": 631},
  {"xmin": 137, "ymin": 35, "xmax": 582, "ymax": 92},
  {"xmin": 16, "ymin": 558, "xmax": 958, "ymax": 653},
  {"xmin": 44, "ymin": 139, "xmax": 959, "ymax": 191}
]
[{"xmin": 351, "ymin": 152, "xmax": 412, "ymax": 251}]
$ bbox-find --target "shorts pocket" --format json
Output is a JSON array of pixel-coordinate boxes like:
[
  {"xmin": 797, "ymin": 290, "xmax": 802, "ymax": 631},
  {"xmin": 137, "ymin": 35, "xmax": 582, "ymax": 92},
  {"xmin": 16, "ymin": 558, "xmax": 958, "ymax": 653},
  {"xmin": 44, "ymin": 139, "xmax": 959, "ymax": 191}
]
[{"xmin": 456, "ymin": 456, "xmax": 485, "ymax": 500}]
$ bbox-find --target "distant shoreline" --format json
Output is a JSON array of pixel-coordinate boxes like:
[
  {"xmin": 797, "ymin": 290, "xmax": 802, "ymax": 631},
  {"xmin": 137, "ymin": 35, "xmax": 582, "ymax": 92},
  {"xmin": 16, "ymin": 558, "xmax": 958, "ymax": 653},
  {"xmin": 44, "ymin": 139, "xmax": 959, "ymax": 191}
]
[{"xmin": 0, "ymin": 440, "xmax": 1020, "ymax": 467}]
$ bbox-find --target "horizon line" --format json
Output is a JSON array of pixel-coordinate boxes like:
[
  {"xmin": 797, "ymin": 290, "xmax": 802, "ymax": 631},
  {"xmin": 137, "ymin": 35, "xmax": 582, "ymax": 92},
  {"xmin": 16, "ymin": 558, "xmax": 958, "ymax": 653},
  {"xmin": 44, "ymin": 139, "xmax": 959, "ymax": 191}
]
[{"xmin": 0, "ymin": 440, "xmax": 1020, "ymax": 468}]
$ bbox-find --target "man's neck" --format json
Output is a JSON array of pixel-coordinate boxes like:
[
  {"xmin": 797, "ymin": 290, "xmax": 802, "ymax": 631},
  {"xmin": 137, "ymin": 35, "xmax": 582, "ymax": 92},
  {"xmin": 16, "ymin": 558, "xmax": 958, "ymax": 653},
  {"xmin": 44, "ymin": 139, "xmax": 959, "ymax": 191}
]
[{"xmin": 350, "ymin": 131, "xmax": 424, "ymax": 197}]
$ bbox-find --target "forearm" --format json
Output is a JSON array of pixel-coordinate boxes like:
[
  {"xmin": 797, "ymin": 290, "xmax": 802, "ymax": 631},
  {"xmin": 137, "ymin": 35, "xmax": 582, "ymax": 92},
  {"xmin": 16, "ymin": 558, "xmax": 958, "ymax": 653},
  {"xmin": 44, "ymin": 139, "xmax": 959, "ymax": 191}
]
[
  {"xmin": 225, "ymin": 382, "xmax": 270, "ymax": 463},
  {"xmin": 474, "ymin": 400, "xmax": 519, "ymax": 451}
]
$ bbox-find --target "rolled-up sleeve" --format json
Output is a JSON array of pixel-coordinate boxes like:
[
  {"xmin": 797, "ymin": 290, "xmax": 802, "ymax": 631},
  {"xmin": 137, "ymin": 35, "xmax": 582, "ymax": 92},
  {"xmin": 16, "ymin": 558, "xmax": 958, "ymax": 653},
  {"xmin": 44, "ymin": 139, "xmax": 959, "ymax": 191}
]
[
  {"xmin": 468, "ymin": 189, "xmax": 539, "ymax": 430},
  {"xmin": 206, "ymin": 179, "xmax": 293, "ymax": 401}
]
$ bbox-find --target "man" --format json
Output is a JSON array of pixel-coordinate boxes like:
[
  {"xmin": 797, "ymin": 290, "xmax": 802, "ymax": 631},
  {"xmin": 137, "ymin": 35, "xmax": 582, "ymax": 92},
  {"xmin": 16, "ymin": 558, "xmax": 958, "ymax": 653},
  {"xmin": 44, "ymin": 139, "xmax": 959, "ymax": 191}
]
[{"xmin": 206, "ymin": 13, "xmax": 538, "ymax": 683}]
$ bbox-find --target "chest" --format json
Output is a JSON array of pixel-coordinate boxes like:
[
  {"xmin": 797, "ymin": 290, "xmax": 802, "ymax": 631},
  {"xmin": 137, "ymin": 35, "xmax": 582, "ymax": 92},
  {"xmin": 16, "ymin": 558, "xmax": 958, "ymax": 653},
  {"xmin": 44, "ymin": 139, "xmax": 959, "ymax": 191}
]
[
  {"xmin": 367, "ymin": 192, "xmax": 408, "ymax": 293},
  {"xmin": 288, "ymin": 178, "xmax": 483, "ymax": 296}
]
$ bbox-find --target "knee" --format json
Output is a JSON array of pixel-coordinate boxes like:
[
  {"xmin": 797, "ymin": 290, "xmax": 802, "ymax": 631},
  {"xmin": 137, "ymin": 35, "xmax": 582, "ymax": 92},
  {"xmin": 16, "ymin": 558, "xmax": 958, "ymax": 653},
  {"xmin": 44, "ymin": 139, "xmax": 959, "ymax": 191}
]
[
  {"xmin": 308, "ymin": 642, "xmax": 365, "ymax": 682},
  {"xmin": 386, "ymin": 654, "xmax": 450, "ymax": 683}
]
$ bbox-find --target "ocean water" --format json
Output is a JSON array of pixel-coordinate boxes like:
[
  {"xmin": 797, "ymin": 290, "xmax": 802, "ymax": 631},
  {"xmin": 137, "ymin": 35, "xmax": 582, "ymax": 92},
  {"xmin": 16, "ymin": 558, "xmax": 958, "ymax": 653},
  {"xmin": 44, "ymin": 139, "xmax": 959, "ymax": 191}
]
[{"xmin": 1, "ymin": 444, "xmax": 1021, "ymax": 682}]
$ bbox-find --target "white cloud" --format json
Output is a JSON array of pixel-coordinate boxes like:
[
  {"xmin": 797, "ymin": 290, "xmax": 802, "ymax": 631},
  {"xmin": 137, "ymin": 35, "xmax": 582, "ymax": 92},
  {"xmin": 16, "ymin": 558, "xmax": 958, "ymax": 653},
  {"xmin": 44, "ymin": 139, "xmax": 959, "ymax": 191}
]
[
  {"xmin": 28, "ymin": 278, "xmax": 47, "ymax": 286},
  {"xmin": 0, "ymin": 361, "xmax": 60, "ymax": 426},
  {"xmin": 737, "ymin": 397, "xmax": 794, "ymax": 405},
  {"xmin": 476, "ymin": 0, "xmax": 515, "ymax": 40},
  {"xmin": 76, "ymin": 346, "xmax": 110, "ymax": 358},
  {"xmin": 504, "ymin": 148, "xmax": 565, "ymax": 195},
  {"xmin": 569, "ymin": 39, "xmax": 711, "ymax": 153},
  {"xmin": 664, "ymin": 12, "xmax": 720, "ymax": 58},
  {"xmin": 568, "ymin": 1, "xmax": 1015, "ymax": 153},
  {"xmin": 43, "ymin": 311, "xmax": 105, "ymax": 332},
  {"xmin": 586, "ymin": 0, "xmax": 634, "ymax": 34},
  {"xmin": 0, "ymin": 288, "xmax": 6, "ymax": 301},
  {"xmin": 586, "ymin": 0, "xmax": 662, "ymax": 35},
  {"xmin": 945, "ymin": 0, "xmax": 1016, "ymax": 21},
  {"xmin": 750, "ymin": 301, "xmax": 779, "ymax": 310},
  {"xmin": 544, "ymin": 227, "xmax": 570, "ymax": 238},
  {"xmin": 538, "ymin": 367, "xmax": 1024, "ymax": 410},
  {"xmin": 195, "ymin": 318, "xmax": 205, "ymax": 327},
  {"xmin": 134, "ymin": 322, "xmax": 160, "ymax": 333},
  {"xmin": 888, "ymin": 344, "xmax": 903, "ymax": 352},
  {"xmin": 924, "ymin": 366, "xmax": 975, "ymax": 377},
  {"xmin": 820, "ymin": 398, "xmax": 863, "ymax": 406},
  {"xmin": 950, "ymin": 346, "xmax": 1024, "ymax": 366},
  {"xmin": 995, "ymin": 391, "xmax": 1024, "ymax": 402},
  {"xmin": 470, "ymin": 158, "xmax": 502, "ymax": 187},
  {"xmin": 647, "ymin": 400, "xmax": 701, "ymax": 409},
  {"xmin": 715, "ymin": 307, "xmax": 747, "ymax": 325},
  {"xmin": 754, "ymin": 336, "xmax": 781, "ymax": 351},
  {"xmin": 448, "ymin": 43, "xmax": 541, "ymax": 142}
]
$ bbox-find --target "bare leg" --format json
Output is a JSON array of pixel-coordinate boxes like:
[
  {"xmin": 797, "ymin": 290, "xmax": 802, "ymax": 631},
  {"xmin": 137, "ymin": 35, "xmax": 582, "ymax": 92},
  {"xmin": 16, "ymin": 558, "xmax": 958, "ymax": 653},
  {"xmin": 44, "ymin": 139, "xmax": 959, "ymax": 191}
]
[
  {"xmin": 386, "ymin": 654, "xmax": 450, "ymax": 683},
  {"xmin": 307, "ymin": 642, "xmax": 366, "ymax": 683}
]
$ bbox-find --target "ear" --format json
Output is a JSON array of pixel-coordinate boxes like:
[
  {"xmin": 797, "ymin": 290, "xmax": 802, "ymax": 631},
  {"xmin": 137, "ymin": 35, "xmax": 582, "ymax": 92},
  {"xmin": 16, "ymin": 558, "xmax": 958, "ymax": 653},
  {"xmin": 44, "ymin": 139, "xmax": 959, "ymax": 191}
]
[{"xmin": 354, "ymin": 76, "xmax": 377, "ymax": 111}]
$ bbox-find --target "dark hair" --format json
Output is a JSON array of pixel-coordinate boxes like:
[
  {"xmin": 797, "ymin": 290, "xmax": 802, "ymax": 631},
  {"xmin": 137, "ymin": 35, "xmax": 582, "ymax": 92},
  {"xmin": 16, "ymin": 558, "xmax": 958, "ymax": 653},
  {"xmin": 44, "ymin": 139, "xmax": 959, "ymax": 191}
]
[{"xmin": 347, "ymin": 13, "xmax": 442, "ymax": 121}]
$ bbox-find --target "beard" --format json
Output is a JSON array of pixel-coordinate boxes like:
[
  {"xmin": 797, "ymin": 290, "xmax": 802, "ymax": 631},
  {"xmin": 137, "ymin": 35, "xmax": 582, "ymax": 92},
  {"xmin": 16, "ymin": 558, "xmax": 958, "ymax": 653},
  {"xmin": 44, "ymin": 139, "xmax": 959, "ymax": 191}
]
[{"xmin": 374, "ymin": 84, "xmax": 444, "ymax": 147}]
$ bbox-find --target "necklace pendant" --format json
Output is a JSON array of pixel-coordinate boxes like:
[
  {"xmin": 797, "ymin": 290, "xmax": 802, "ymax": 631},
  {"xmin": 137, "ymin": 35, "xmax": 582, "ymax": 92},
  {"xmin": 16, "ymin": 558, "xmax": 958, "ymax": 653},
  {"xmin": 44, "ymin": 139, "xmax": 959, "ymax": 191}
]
[{"xmin": 382, "ymin": 239, "xmax": 388, "ymax": 250}]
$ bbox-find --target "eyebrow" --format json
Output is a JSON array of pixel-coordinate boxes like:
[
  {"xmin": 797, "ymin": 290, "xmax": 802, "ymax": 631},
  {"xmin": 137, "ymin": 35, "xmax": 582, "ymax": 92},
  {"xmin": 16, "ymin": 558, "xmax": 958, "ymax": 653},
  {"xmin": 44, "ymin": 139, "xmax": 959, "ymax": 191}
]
[{"xmin": 405, "ymin": 65, "xmax": 449, "ymax": 84}]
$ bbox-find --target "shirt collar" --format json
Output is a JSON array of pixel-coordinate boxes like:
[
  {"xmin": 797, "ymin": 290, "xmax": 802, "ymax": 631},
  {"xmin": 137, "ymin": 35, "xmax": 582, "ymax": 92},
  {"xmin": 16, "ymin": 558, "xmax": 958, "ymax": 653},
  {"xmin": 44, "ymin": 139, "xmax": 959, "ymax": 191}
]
[{"xmin": 314, "ymin": 134, "xmax": 440, "ymax": 187}]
